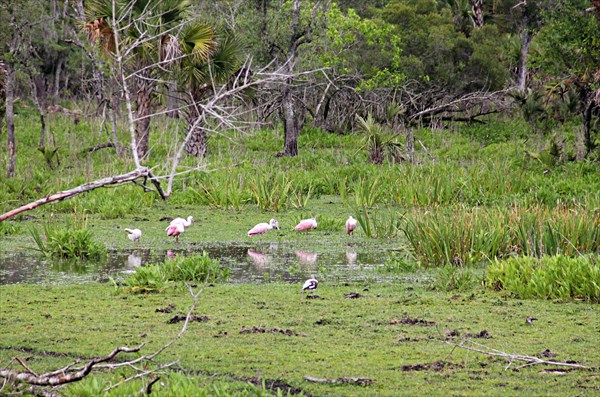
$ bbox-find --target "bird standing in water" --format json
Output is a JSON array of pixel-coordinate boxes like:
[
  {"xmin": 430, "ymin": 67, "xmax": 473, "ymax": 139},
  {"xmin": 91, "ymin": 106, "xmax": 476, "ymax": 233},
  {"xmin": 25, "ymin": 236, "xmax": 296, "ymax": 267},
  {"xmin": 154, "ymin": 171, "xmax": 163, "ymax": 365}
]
[
  {"xmin": 248, "ymin": 219, "xmax": 280, "ymax": 237},
  {"xmin": 165, "ymin": 216, "xmax": 193, "ymax": 244},
  {"xmin": 125, "ymin": 228, "xmax": 142, "ymax": 243},
  {"xmin": 294, "ymin": 218, "xmax": 317, "ymax": 235},
  {"xmin": 302, "ymin": 276, "xmax": 319, "ymax": 298},
  {"xmin": 345, "ymin": 216, "xmax": 358, "ymax": 236}
]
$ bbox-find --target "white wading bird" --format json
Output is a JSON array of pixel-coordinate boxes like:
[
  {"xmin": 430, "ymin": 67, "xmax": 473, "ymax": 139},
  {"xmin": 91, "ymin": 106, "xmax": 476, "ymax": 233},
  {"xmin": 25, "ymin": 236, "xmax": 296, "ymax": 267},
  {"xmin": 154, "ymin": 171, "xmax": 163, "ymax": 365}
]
[
  {"xmin": 302, "ymin": 276, "xmax": 319, "ymax": 298},
  {"xmin": 125, "ymin": 228, "xmax": 142, "ymax": 243}
]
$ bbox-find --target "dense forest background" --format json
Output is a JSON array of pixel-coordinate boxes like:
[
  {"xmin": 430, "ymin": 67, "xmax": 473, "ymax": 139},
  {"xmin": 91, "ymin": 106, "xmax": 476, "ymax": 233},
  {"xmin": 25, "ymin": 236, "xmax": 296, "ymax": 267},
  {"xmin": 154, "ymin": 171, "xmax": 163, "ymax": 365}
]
[{"xmin": 0, "ymin": 0, "xmax": 599, "ymax": 191}]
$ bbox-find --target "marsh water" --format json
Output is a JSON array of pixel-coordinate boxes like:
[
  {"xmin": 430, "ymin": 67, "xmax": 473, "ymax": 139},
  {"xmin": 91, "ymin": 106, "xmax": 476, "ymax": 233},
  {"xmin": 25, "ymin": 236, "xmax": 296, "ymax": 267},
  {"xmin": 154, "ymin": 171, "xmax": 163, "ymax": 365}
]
[{"xmin": 0, "ymin": 242, "xmax": 389, "ymax": 285}]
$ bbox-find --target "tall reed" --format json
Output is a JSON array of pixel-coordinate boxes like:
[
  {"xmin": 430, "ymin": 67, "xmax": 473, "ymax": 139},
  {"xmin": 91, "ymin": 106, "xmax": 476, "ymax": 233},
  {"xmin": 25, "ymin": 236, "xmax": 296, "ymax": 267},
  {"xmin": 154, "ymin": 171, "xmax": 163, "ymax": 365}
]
[{"xmin": 403, "ymin": 206, "xmax": 599, "ymax": 266}]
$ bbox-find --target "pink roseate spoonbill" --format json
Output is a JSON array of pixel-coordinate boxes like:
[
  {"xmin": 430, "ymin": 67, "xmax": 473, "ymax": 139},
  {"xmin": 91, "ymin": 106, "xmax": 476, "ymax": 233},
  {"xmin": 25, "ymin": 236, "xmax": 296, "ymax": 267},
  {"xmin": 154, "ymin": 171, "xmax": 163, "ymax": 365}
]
[
  {"xmin": 247, "ymin": 219, "xmax": 280, "ymax": 237},
  {"xmin": 345, "ymin": 216, "xmax": 358, "ymax": 236},
  {"xmin": 165, "ymin": 222, "xmax": 186, "ymax": 244},
  {"xmin": 124, "ymin": 228, "xmax": 142, "ymax": 243},
  {"xmin": 302, "ymin": 275, "xmax": 318, "ymax": 298},
  {"xmin": 294, "ymin": 217, "xmax": 317, "ymax": 235},
  {"xmin": 169, "ymin": 216, "xmax": 194, "ymax": 228}
]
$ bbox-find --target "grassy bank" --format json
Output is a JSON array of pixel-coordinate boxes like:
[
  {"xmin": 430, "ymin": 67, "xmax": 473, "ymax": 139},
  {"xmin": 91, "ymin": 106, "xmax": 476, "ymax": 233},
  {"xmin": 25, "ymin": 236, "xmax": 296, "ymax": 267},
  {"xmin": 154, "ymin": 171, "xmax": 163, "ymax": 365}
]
[{"xmin": 1, "ymin": 281, "xmax": 599, "ymax": 396}]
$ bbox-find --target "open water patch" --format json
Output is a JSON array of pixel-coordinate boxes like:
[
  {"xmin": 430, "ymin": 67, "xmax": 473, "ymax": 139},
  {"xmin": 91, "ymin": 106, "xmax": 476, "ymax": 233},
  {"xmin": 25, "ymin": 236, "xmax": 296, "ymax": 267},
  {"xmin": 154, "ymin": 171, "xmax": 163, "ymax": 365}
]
[{"xmin": 0, "ymin": 241, "xmax": 399, "ymax": 285}]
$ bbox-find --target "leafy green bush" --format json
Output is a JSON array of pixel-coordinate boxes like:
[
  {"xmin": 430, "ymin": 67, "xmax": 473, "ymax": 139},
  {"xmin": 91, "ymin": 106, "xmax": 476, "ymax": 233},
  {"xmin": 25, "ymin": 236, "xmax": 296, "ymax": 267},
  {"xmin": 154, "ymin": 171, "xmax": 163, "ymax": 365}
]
[
  {"xmin": 433, "ymin": 265, "xmax": 479, "ymax": 292},
  {"xmin": 28, "ymin": 220, "xmax": 106, "ymax": 260},
  {"xmin": 380, "ymin": 252, "xmax": 421, "ymax": 273},
  {"xmin": 486, "ymin": 255, "xmax": 600, "ymax": 302},
  {"xmin": 124, "ymin": 252, "xmax": 230, "ymax": 293}
]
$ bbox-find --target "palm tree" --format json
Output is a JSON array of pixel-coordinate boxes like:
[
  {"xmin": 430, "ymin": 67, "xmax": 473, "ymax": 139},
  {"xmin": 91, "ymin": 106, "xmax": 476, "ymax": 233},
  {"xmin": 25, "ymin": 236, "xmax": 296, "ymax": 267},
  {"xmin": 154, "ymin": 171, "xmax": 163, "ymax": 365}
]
[
  {"xmin": 177, "ymin": 31, "xmax": 243, "ymax": 157},
  {"xmin": 84, "ymin": 0, "xmax": 216, "ymax": 160}
]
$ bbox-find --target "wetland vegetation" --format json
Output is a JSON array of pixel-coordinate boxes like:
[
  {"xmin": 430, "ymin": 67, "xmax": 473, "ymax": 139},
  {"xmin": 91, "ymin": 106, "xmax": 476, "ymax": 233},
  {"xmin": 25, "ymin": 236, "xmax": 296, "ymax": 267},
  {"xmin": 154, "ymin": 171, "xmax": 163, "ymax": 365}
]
[
  {"xmin": 1, "ymin": 1, "xmax": 600, "ymax": 396},
  {"xmin": 0, "ymin": 112, "xmax": 598, "ymax": 396}
]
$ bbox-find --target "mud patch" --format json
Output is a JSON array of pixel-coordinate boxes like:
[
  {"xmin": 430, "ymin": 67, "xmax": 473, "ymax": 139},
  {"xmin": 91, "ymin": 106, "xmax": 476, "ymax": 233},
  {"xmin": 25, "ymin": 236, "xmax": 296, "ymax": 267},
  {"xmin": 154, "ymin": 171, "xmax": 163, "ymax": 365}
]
[
  {"xmin": 344, "ymin": 292, "xmax": 363, "ymax": 299},
  {"xmin": 390, "ymin": 316, "xmax": 435, "ymax": 326},
  {"xmin": 465, "ymin": 330, "xmax": 493, "ymax": 339},
  {"xmin": 167, "ymin": 314, "xmax": 209, "ymax": 324},
  {"xmin": 539, "ymin": 348, "xmax": 557, "ymax": 358},
  {"xmin": 399, "ymin": 361, "xmax": 462, "ymax": 372},
  {"xmin": 156, "ymin": 303, "xmax": 176, "ymax": 313},
  {"xmin": 396, "ymin": 336, "xmax": 424, "ymax": 343},
  {"xmin": 240, "ymin": 326, "xmax": 302, "ymax": 336}
]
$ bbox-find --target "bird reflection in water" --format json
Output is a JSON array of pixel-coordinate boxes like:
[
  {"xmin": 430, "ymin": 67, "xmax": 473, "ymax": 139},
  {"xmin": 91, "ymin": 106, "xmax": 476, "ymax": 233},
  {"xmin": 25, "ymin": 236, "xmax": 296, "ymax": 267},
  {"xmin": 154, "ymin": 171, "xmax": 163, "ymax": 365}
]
[
  {"xmin": 295, "ymin": 250, "xmax": 318, "ymax": 267},
  {"xmin": 166, "ymin": 250, "xmax": 176, "ymax": 260},
  {"xmin": 125, "ymin": 253, "xmax": 142, "ymax": 273},
  {"xmin": 346, "ymin": 251, "xmax": 358, "ymax": 265},
  {"xmin": 247, "ymin": 249, "xmax": 271, "ymax": 268}
]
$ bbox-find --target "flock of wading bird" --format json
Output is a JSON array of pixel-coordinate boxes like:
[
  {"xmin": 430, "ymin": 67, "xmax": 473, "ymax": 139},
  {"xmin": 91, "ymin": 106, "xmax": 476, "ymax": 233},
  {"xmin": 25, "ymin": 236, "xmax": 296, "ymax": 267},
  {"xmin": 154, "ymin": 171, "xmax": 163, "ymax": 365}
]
[{"xmin": 124, "ymin": 215, "xmax": 359, "ymax": 298}]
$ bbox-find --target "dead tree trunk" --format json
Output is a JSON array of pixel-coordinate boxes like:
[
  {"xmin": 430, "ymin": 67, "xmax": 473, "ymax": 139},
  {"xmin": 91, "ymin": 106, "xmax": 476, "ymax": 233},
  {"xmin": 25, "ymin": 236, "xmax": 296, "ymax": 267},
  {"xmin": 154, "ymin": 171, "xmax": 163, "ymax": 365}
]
[
  {"xmin": 32, "ymin": 75, "xmax": 48, "ymax": 147},
  {"xmin": 517, "ymin": 29, "xmax": 531, "ymax": 92},
  {"xmin": 5, "ymin": 62, "xmax": 16, "ymax": 178},
  {"xmin": 134, "ymin": 80, "xmax": 154, "ymax": 160},
  {"xmin": 281, "ymin": 75, "xmax": 299, "ymax": 156}
]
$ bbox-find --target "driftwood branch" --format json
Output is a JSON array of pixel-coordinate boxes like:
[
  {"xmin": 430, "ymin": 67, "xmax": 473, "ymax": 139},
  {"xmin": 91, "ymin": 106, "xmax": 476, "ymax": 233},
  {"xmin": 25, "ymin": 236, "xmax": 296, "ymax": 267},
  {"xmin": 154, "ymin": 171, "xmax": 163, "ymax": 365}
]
[
  {"xmin": 0, "ymin": 167, "xmax": 165, "ymax": 222},
  {"xmin": 1, "ymin": 285, "xmax": 203, "ymax": 396},
  {"xmin": 0, "ymin": 345, "xmax": 144, "ymax": 387},
  {"xmin": 443, "ymin": 339, "xmax": 590, "ymax": 370}
]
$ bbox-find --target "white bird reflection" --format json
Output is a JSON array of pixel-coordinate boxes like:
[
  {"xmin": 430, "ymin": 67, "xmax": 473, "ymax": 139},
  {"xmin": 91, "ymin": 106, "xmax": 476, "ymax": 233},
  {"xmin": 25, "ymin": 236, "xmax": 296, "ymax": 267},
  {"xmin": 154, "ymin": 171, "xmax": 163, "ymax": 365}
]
[
  {"xmin": 125, "ymin": 253, "xmax": 142, "ymax": 273},
  {"xmin": 346, "ymin": 251, "xmax": 358, "ymax": 265}
]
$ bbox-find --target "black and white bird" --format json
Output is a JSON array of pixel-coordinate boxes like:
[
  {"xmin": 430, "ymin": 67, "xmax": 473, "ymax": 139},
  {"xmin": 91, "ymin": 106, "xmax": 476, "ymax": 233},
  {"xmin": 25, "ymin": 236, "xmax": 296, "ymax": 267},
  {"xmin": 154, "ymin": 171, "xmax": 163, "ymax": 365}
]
[
  {"xmin": 302, "ymin": 276, "xmax": 318, "ymax": 298},
  {"xmin": 125, "ymin": 228, "xmax": 142, "ymax": 244}
]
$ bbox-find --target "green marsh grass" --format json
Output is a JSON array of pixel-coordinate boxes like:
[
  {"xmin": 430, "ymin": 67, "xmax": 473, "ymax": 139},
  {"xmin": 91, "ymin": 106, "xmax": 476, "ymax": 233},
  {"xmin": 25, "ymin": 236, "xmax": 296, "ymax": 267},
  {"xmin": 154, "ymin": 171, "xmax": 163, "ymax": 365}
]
[
  {"xmin": 403, "ymin": 206, "xmax": 599, "ymax": 266},
  {"xmin": 123, "ymin": 252, "xmax": 229, "ymax": 293},
  {"xmin": 27, "ymin": 215, "xmax": 106, "ymax": 260},
  {"xmin": 249, "ymin": 172, "xmax": 292, "ymax": 212},
  {"xmin": 486, "ymin": 255, "xmax": 600, "ymax": 302}
]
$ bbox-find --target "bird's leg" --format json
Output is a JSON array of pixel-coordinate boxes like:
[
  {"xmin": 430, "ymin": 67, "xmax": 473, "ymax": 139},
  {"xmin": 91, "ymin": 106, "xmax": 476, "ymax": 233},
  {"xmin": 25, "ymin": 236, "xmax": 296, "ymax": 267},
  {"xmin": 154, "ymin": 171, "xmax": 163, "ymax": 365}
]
[{"xmin": 176, "ymin": 236, "xmax": 179, "ymax": 244}]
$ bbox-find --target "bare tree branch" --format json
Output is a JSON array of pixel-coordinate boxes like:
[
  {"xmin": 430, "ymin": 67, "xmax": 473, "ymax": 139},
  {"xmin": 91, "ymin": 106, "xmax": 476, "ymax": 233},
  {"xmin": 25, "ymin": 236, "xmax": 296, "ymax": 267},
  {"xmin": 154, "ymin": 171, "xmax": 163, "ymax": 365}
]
[{"xmin": 442, "ymin": 339, "xmax": 590, "ymax": 370}]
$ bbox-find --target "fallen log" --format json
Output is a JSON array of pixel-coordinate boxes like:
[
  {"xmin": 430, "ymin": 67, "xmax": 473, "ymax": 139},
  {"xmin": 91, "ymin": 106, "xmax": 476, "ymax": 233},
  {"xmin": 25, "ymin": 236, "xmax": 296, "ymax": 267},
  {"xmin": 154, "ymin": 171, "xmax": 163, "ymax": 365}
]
[{"xmin": 0, "ymin": 167, "xmax": 166, "ymax": 222}]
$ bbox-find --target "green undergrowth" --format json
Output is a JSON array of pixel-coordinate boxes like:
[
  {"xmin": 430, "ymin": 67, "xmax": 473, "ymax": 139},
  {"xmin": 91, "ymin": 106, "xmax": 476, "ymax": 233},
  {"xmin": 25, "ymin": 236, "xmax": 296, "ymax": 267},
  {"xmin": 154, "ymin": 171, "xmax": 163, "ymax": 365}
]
[
  {"xmin": 122, "ymin": 252, "xmax": 230, "ymax": 293},
  {"xmin": 486, "ymin": 255, "xmax": 600, "ymax": 302},
  {"xmin": 0, "ymin": 282, "xmax": 598, "ymax": 396},
  {"xmin": 27, "ymin": 216, "xmax": 106, "ymax": 260}
]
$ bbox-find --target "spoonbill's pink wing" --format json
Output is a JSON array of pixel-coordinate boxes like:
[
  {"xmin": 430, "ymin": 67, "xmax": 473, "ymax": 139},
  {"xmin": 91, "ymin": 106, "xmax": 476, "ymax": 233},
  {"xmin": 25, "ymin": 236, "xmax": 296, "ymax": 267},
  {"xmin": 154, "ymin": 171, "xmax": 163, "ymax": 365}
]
[{"xmin": 248, "ymin": 222, "xmax": 269, "ymax": 236}]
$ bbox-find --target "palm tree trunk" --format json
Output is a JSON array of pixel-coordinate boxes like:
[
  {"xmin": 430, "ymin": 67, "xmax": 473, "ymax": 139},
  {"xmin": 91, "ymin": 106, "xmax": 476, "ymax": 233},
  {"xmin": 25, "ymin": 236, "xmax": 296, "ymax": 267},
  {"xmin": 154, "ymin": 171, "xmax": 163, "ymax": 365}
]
[
  {"xmin": 184, "ymin": 122, "xmax": 208, "ymax": 157},
  {"xmin": 472, "ymin": 0, "xmax": 484, "ymax": 29}
]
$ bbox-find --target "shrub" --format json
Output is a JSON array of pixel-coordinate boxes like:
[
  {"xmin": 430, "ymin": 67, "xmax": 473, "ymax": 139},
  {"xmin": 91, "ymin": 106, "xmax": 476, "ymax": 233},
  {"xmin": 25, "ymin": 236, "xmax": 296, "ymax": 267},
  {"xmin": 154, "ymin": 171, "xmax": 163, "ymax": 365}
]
[
  {"xmin": 433, "ymin": 265, "xmax": 479, "ymax": 292},
  {"xmin": 485, "ymin": 255, "xmax": 600, "ymax": 302},
  {"xmin": 28, "ymin": 219, "xmax": 106, "ymax": 260},
  {"xmin": 380, "ymin": 252, "xmax": 421, "ymax": 273},
  {"xmin": 124, "ymin": 252, "xmax": 230, "ymax": 293}
]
